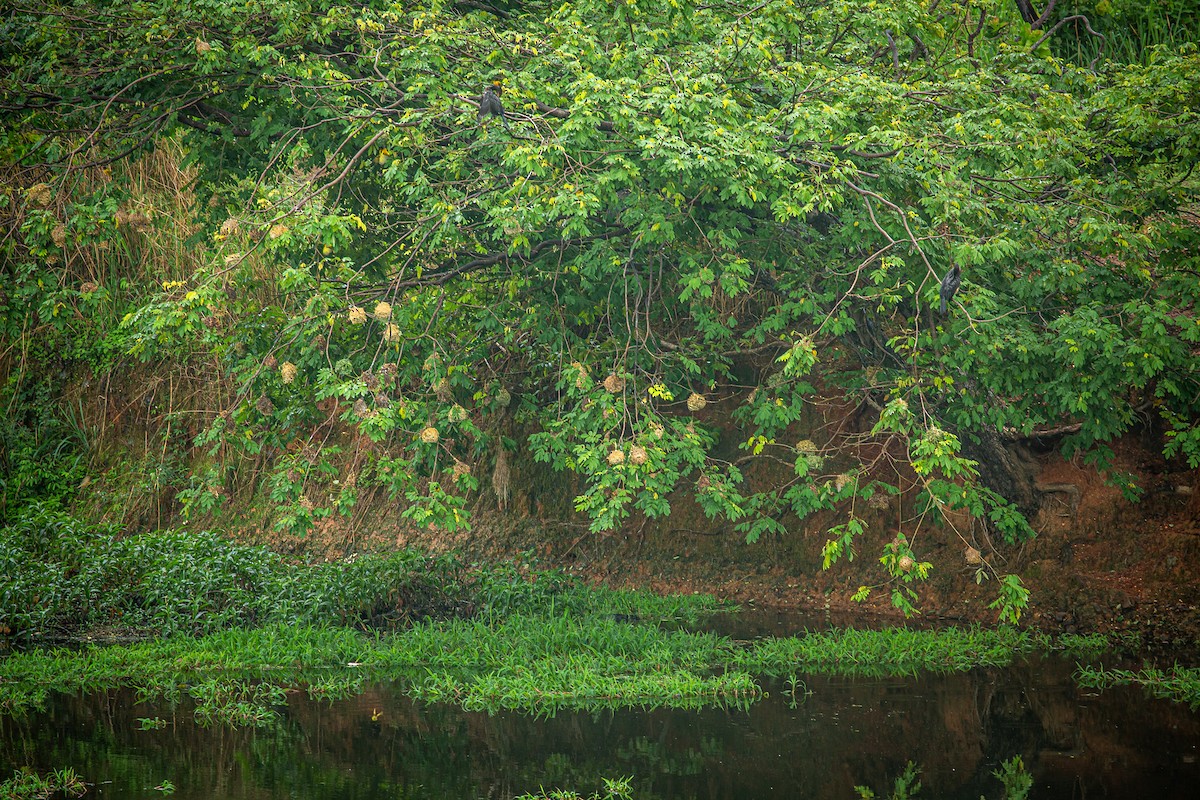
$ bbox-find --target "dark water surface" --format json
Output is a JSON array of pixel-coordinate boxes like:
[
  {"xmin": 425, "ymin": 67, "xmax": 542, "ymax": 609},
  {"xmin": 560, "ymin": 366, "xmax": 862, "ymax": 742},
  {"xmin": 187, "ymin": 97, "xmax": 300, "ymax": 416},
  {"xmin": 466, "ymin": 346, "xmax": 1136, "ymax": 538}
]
[{"xmin": 3, "ymin": 638, "xmax": 1199, "ymax": 798}]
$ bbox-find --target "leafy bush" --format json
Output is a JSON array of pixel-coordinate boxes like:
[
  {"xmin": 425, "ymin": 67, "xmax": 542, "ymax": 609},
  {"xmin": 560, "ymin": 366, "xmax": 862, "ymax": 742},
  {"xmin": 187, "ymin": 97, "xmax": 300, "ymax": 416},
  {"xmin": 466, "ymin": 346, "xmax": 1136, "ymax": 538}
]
[{"xmin": 0, "ymin": 506, "xmax": 721, "ymax": 641}]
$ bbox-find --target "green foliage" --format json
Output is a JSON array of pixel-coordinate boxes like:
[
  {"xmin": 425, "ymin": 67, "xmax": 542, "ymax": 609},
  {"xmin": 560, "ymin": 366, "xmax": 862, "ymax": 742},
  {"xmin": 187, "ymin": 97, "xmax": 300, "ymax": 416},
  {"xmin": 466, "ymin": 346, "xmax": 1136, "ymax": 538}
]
[
  {"xmin": 0, "ymin": 506, "xmax": 723, "ymax": 641},
  {"xmin": 1075, "ymin": 663, "xmax": 1200, "ymax": 709},
  {"xmin": 855, "ymin": 762, "xmax": 921, "ymax": 800},
  {"xmin": 994, "ymin": 756, "xmax": 1033, "ymax": 800},
  {"xmin": 854, "ymin": 756, "xmax": 1031, "ymax": 800},
  {"xmin": 514, "ymin": 777, "xmax": 633, "ymax": 800},
  {"xmin": 2, "ymin": 0, "xmax": 1199, "ymax": 617},
  {"xmin": 0, "ymin": 767, "xmax": 86, "ymax": 800}
]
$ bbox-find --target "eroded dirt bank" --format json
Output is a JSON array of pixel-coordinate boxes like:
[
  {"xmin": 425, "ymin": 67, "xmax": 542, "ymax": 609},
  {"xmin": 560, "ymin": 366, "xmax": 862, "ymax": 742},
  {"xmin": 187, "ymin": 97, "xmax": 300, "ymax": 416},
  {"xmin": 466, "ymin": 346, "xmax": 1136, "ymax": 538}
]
[{"xmin": 232, "ymin": 426, "xmax": 1200, "ymax": 643}]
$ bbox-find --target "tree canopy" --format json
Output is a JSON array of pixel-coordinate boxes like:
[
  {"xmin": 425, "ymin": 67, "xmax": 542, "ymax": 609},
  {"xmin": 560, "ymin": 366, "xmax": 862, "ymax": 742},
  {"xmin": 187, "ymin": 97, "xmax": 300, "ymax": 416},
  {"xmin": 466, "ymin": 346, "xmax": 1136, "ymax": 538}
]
[{"xmin": 3, "ymin": 0, "xmax": 1199, "ymax": 619}]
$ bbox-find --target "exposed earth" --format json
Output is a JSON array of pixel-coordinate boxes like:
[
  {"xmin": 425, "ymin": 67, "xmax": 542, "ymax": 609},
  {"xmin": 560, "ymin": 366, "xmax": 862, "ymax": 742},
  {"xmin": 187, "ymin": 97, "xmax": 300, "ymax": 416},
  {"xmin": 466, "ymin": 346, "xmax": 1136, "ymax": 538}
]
[{"xmin": 220, "ymin": 424, "xmax": 1200, "ymax": 645}]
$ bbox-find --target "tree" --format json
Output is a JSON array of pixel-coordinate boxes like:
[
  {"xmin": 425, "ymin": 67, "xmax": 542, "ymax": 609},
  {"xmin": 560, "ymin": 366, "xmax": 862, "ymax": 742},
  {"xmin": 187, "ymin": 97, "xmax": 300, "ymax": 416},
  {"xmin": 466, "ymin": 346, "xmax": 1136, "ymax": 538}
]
[{"xmin": 3, "ymin": 0, "xmax": 1198, "ymax": 620}]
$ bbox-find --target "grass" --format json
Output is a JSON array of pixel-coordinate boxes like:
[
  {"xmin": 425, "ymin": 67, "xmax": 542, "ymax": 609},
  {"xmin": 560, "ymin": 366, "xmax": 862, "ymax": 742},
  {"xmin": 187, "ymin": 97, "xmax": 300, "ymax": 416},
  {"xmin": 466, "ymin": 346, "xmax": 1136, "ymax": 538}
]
[
  {"xmin": 1075, "ymin": 663, "xmax": 1200, "ymax": 709},
  {"xmin": 736, "ymin": 625, "xmax": 1035, "ymax": 677},
  {"xmin": 0, "ymin": 617, "xmax": 1077, "ymax": 722},
  {"xmin": 0, "ymin": 767, "xmax": 86, "ymax": 800}
]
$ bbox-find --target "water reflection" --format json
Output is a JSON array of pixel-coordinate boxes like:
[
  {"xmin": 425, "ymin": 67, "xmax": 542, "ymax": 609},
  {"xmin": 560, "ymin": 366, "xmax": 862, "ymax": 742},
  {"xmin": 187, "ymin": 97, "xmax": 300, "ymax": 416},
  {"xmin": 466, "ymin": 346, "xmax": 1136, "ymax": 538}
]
[{"xmin": 3, "ymin": 655, "xmax": 1198, "ymax": 799}]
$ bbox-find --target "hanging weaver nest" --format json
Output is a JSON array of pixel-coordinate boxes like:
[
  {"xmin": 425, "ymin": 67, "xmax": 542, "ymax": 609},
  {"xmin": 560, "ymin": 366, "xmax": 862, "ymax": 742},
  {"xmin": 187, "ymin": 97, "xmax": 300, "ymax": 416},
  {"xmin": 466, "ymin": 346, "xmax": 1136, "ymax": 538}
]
[
  {"xmin": 897, "ymin": 555, "xmax": 915, "ymax": 573},
  {"xmin": 115, "ymin": 209, "xmax": 152, "ymax": 231},
  {"xmin": 280, "ymin": 362, "xmax": 297, "ymax": 384},
  {"xmin": 965, "ymin": 546, "xmax": 983, "ymax": 565},
  {"xmin": 686, "ymin": 392, "xmax": 707, "ymax": 412},
  {"xmin": 868, "ymin": 492, "xmax": 890, "ymax": 510},
  {"xmin": 629, "ymin": 445, "xmax": 648, "ymax": 465},
  {"xmin": 268, "ymin": 224, "xmax": 288, "ymax": 239},
  {"xmin": 26, "ymin": 183, "xmax": 53, "ymax": 207},
  {"xmin": 362, "ymin": 371, "xmax": 380, "ymax": 391},
  {"xmin": 696, "ymin": 475, "xmax": 712, "ymax": 490},
  {"xmin": 649, "ymin": 422, "xmax": 665, "ymax": 439},
  {"xmin": 348, "ymin": 306, "xmax": 367, "ymax": 325},
  {"xmin": 224, "ymin": 253, "xmax": 242, "ymax": 267},
  {"xmin": 448, "ymin": 404, "xmax": 468, "ymax": 423},
  {"xmin": 452, "ymin": 460, "xmax": 471, "ymax": 479},
  {"xmin": 51, "ymin": 225, "xmax": 67, "ymax": 248},
  {"xmin": 382, "ymin": 323, "xmax": 400, "ymax": 343},
  {"xmin": 255, "ymin": 396, "xmax": 275, "ymax": 416},
  {"xmin": 378, "ymin": 363, "xmax": 398, "ymax": 382},
  {"xmin": 80, "ymin": 282, "xmax": 98, "ymax": 294},
  {"xmin": 434, "ymin": 377, "xmax": 453, "ymax": 403},
  {"xmin": 263, "ymin": 354, "xmax": 278, "ymax": 369},
  {"xmin": 353, "ymin": 398, "xmax": 370, "ymax": 417},
  {"xmin": 796, "ymin": 439, "xmax": 818, "ymax": 453},
  {"xmin": 834, "ymin": 473, "xmax": 853, "ymax": 491},
  {"xmin": 606, "ymin": 448, "xmax": 625, "ymax": 466},
  {"xmin": 420, "ymin": 426, "xmax": 439, "ymax": 444},
  {"xmin": 374, "ymin": 392, "xmax": 391, "ymax": 408},
  {"xmin": 603, "ymin": 373, "xmax": 625, "ymax": 393},
  {"xmin": 219, "ymin": 218, "xmax": 239, "ymax": 237},
  {"xmin": 423, "ymin": 353, "xmax": 441, "ymax": 372},
  {"xmin": 298, "ymin": 495, "xmax": 314, "ymax": 511},
  {"xmin": 195, "ymin": 37, "xmax": 212, "ymax": 54},
  {"xmin": 571, "ymin": 361, "xmax": 589, "ymax": 391},
  {"xmin": 373, "ymin": 301, "xmax": 392, "ymax": 320},
  {"xmin": 494, "ymin": 386, "xmax": 512, "ymax": 408}
]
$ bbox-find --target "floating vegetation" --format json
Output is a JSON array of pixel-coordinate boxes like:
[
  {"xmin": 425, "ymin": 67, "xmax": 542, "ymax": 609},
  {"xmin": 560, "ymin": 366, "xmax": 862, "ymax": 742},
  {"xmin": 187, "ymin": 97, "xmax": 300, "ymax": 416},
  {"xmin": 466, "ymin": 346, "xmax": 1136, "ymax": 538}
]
[
  {"xmin": 2, "ymin": 613, "xmax": 1151, "ymax": 725},
  {"xmin": 0, "ymin": 767, "xmax": 86, "ymax": 800},
  {"xmin": 1075, "ymin": 664, "xmax": 1200, "ymax": 709}
]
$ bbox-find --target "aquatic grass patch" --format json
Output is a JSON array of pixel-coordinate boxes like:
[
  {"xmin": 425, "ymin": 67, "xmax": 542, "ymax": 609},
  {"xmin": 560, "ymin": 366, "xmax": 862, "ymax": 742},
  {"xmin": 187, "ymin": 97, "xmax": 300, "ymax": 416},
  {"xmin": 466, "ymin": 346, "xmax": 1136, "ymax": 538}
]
[
  {"xmin": 515, "ymin": 777, "xmax": 633, "ymax": 800},
  {"xmin": 0, "ymin": 767, "xmax": 86, "ymax": 800},
  {"xmin": 0, "ymin": 617, "xmax": 749, "ymax": 720},
  {"xmin": 415, "ymin": 661, "xmax": 760, "ymax": 715},
  {"xmin": 737, "ymin": 625, "xmax": 1036, "ymax": 677},
  {"xmin": 1075, "ymin": 664, "xmax": 1200, "ymax": 709},
  {"xmin": 3, "ymin": 620, "xmax": 1166, "ymax": 723},
  {"xmin": 189, "ymin": 678, "xmax": 288, "ymax": 727}
]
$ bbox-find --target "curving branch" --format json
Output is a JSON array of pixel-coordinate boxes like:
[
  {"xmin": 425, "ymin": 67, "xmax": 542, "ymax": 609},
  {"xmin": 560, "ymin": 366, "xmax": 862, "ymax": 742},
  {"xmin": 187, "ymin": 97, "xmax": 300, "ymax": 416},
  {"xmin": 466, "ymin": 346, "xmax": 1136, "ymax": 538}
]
[{"xmin": 1030, "ymin": 14, "xmax": 1106, "ymax": 70}]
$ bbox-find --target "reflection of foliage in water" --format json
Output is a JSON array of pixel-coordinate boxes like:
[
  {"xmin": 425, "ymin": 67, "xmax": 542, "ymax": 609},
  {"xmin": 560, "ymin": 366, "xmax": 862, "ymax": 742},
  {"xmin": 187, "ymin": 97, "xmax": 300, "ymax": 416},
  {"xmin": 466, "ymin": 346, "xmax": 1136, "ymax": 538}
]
[{"xmin": 617, "ymin": 735, "xmax": 721, "ymax": 778}]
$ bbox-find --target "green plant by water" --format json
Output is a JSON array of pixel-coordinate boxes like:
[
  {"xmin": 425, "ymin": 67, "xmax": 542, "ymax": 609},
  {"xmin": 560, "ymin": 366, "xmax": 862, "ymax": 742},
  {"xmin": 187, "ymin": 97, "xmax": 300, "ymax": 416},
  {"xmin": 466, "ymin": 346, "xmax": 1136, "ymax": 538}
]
[{"xmin": 0, "ymin": 767, "xmax": 86, "ymax": 800}]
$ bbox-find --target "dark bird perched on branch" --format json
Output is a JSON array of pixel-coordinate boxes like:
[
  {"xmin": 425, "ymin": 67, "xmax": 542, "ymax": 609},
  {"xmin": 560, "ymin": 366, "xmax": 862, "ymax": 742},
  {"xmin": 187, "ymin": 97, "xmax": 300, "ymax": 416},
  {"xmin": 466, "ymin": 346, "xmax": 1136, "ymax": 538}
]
[
  {"xmin": 478, "ymin": 80, "xmax": 511, "ymax": 131},
  {"xmin": 939, "ymin": 264, "xmax": 962, "ymax": 315}
]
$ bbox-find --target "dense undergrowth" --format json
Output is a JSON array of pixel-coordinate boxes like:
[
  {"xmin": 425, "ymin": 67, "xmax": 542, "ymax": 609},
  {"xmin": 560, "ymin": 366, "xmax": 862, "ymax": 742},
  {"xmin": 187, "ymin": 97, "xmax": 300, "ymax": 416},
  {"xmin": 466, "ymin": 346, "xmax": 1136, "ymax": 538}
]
[{"xmin": 0, "ymin": 503, "xmax": 706, "ymax": 641}]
